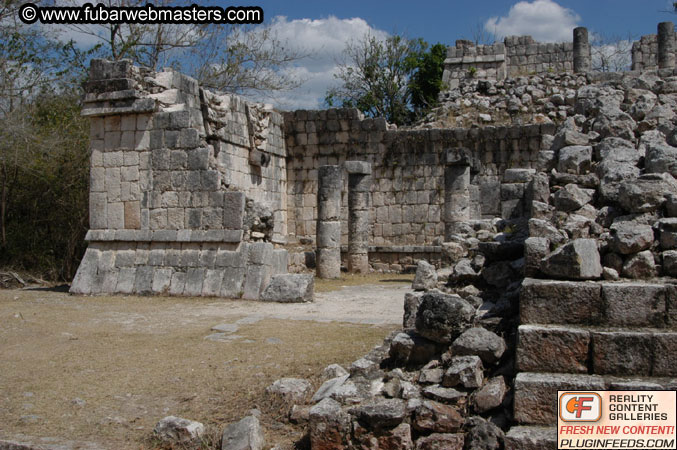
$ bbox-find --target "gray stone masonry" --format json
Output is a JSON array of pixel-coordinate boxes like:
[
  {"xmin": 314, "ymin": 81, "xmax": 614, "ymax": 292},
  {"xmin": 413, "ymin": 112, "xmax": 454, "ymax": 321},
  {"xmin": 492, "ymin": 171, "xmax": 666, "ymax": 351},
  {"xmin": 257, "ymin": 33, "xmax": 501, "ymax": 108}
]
[
  {"xmin": 345, "ymin": 161, "xmax": 372, "ymax": 273},
  {"xmin": 573, "ymin": 27, "xmax": 591, "ymax": 73},
  {"xmin": 316, "ymin": 165, "xmax": 342, "ymax": 278},
  {"xmin": 444, "ymin": 149, "xmax": 471, "ymax": 239},
  {"xmin": 71, "ymin": 59, "xmax": 308, "ymax": 302},
  {"xmin": 659, "ymin": 22, "xmax": 676, "ymax": 69}
]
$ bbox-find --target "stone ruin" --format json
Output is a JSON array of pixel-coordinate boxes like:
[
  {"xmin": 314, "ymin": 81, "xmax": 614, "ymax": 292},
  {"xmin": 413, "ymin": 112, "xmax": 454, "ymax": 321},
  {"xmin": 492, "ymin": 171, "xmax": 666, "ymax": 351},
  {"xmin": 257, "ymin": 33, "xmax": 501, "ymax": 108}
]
[
  {"xmin": 69, "ymin": 58, "xmax": 313, "ymax": 302},
  {"xmin": 71, "ymin": 21, "xmax": 677, "ymax": 450}
]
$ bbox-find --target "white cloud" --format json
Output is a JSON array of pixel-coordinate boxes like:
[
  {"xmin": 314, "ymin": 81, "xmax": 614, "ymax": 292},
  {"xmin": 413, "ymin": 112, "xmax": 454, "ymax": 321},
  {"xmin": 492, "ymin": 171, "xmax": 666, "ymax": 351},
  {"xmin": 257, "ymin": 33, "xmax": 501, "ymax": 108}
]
[
  {"xmin": 254, "ymin": 16, "xmax": 388, "ymax": 110},
  {"xmin": 485, "ymin": 0, "xmax": 581, "ymax": 43}
]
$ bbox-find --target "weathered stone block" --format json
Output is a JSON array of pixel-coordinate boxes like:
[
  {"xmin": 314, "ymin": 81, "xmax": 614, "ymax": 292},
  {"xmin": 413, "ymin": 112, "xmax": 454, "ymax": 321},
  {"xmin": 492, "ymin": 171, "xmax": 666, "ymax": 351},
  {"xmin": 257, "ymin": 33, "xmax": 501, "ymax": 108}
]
[
  {"xmin": 591, "ymin": 331, "xmax": 653, "ymax": 376},
  {"xmin": 242, "ymin": 264, "xmax": 270, "ymax": 300},
  {"xmin": 260, "ymin": 274, "xmax": 314, "ymax": 303},
  {"xmin": 115, "ymin": 267, "xmax": 136, "ymax": 294},
  {"xmin": 520, "ymin": 278, "xmax": 603, "ymax": 325},
  {"xmin": 505, "ymin": 426, "xmax": 556, "ymax": 450},
  {"xmin": 415, "ymin": 292, "xmax": 474, "ymax": 344},
  {"xmin": 653, "ymin": 332, "xmax": 677, "ymax": 376},
  {"xmin": 149, "ymin": 268, "xmax": 171, "ymax": 294},
  {"xmin": 602, "ymin": 283, "xmax": 667, "ymax": 327},
  {"xmin": 316, "ymin": 221, "xmax": 341, "ymax": 249},
  {"xmin": 247, "ymin": 242, "xmax": 274, "ymax": 265},
  {"xmin": 169, "ymin": 271, "xmax": 186, "ymax": 296},
  {"xmin": 134, "ymin": 266, "xmax": 154, "ymax": 295},
  {"xmin": 89, "ymin": 192, "xmax": 108, "ymax": 229},
  {"xmin": 541, "ymin": 239, "xmax": 602, "ymax": 280},
  {"xmin": 517, "ymin": 325, "xmax": 589, "ymax": 373},
  {"xmin": 183, "ymin": 268, "xmax": 205, "ymax": 296},
  {"xmin": 514, "ymin": 372, "xmax": 604, "ymax": 425},
  {"xmin": 316, "ymin": 248, "xmax": 341, "ymax": 279},
  {"xmin": 221, "ymin": 267, "xmax": 245, "ymax": 298},
  {"xmin": 223, "ymin": 192, "xmax": 245, "ymax": 230},
  {"xmin": 443, "ymin": 356, "xmax": 483, "ymax": 389}
]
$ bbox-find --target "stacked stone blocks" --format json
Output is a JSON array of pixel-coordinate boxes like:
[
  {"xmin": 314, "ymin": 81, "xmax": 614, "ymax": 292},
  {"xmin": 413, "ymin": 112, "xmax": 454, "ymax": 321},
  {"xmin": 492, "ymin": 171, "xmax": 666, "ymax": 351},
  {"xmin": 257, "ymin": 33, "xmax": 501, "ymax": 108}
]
[
  {"xmin": 284, "ymin": 110, "xmax": 553, "ymax": 248},
  {"xmin": 345, "ymin": 161, "xmax": 372, "ymax": 273},
  {"xmin": 71, "ymin": 59, "xmax": 298, "ymax": 301},
  {"xmin": 506, "ymin": 278, "xmax": 677, "ymax": 448},
  {"xmin": 316, "ymin": 165, "xmax": 342, "ymax": 279}
]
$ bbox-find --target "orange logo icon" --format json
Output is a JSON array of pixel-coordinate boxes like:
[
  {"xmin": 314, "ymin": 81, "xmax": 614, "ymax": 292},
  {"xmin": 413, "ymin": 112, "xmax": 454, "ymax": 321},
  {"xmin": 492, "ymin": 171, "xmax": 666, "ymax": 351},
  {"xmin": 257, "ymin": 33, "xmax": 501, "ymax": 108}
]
[
  {"xmin": 559, "ymin": 392, "xmax": 602, "ymax": 422},
  {"xmin": 566, "ymin": 396, "xmax": 595, "ymax": 418}
]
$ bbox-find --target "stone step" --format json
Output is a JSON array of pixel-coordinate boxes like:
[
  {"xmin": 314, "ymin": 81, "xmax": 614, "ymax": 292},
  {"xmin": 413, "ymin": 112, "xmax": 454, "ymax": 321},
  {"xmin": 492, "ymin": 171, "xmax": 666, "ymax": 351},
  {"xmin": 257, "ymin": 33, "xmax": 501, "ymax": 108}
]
[
  {"xmin": 517, "ymin": 324, "xmax": 677, "ymax": 377},
  {"xmin": 514, "ymin": 372, "xmax": 677, "ymax": 425},
  {"xmin": 520, "ymin": 278, "xmax": 676, "ymax": 328},
  {"xmin": 505, "ymin": 426, "xmax": 556, "ymax": 450}
]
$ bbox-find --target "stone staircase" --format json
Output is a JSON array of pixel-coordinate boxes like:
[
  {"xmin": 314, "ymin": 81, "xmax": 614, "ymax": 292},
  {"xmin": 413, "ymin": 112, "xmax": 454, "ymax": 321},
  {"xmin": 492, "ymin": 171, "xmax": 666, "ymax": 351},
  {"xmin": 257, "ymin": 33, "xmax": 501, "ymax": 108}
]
[{"xmin": 505, "ymin": 278, "xmax": 677, "ymax": 449}]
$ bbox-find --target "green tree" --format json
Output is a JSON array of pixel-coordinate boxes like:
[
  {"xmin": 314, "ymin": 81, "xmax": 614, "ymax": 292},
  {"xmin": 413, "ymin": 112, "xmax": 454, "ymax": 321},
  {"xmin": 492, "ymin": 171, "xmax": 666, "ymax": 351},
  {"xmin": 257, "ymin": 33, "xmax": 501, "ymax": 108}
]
[
  {"xmin": 0, "ymin": 1, "xmax": 90, "ymax": 279},
  {"xmin": 326, "ymin": 34, "xmax": 445, "ymax": 125},
  {"xmin": 408, "ymin": 43, "xmax": 447, "ymax": 113},
  {"xmin": 326, "ymin": 34, "xmax": 424, "ymax": 125}
]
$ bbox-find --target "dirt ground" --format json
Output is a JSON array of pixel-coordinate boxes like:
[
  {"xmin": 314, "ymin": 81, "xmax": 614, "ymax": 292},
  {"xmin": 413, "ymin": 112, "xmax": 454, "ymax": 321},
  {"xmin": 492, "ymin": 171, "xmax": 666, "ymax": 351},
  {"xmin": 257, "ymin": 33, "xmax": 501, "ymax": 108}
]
[{"xmin": 0, "ymin": 274, "xmax": 412, "ymax": 449}]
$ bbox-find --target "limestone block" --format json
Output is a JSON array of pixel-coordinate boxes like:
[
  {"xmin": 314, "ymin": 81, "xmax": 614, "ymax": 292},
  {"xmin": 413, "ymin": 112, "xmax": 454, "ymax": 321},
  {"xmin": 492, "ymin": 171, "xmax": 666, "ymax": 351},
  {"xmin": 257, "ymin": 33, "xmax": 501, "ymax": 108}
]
[
  {"xmin": 261, "ymin": 274, "xmax": 314, "ymax": 303},
  {"xmin": 184, "ymin": 268, "xmax": 205, "ymax": 296},
  {"xmin": 202, "ymin": 269, "xmax": 224, "ymax": 296},
  {"xmin": 540, "ymin": 239, "xmax": 602, "ymax": 280},
  {"xmin": 517, "ymin": 325, "xmax": 589, "ymax": 373},
  {"xmin": 242, "ymin": 264, "xmax": 271, "ymax": 299},
  {"xmin": 69, "ymin": 246, "xmax": 102, "ymax": 294},
  {"xmin": 514, "ymin": 373, "xmax": 604, "ymax": 425},
  {"xmin": 415, "ymin": 292, "xmax": 474, "ymax": 344},
  {"xmin": 114, "ymin": 267, "xmax": 135, "ymax": 294},
  {"xmin": 221, "ymin": 267, "xmax": 246, "ymax": 298},
  {"xmin": 602, "ymin": 283, "xmax": 666, "ymax": 327},
  {"xmin": 89, "ymin": 192, "xmax": 108, "ymax": 229},
  {"xmin": 124, "ymin": 201, "xmax": 141, "ymax": 229},
  {"xmin": 107, "ymin": 202, "xmax": 125, "ymax": 229},
  {"xmin": 223, "ymin": 192, "xmax": 245, "ymax": 229},
  {"xmin": 520, "ymin": 278, "xmax": 603, "ymax": 325},
  {"xmin": 248, "ymin": 242, "xmax": 274, "ymax": 265},
  {"xmin": 132, "ymin": 266, "xmax": 153, "ymax": 295},
  {"xmin": 151, "ymin": 268, "xmax": 173, "ymax": 294},
  {"xmin": 653, "ymin": 332, "xmax": 677, "ymax": 376},
  {"xmin": 316, "ymin": 248, "xmax": 341, "ymax": 279},
  {"xmin": 591, "ymin": 331, "xmax": 653, "ymax": 376}
]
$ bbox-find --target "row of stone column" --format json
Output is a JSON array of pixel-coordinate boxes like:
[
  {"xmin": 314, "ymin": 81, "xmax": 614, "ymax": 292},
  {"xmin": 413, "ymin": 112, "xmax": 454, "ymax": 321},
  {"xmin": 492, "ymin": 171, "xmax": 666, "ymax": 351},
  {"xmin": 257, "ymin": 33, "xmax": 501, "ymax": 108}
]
[
  {"xmin": 316, "ymin": 162, "xmax": 372, "ymax": 278},
  {"xmin": 315, "ymin": 151, "xmax": 473, "ymax": 278}
]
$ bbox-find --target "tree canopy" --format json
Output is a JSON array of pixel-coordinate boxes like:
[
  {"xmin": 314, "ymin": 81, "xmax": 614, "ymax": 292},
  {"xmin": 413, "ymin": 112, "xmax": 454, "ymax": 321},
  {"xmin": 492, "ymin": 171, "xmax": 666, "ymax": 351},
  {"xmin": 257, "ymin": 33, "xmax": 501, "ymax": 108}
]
[{"xmin": 325, "ymin": 34, "xmax": 445, "ymax": 126}]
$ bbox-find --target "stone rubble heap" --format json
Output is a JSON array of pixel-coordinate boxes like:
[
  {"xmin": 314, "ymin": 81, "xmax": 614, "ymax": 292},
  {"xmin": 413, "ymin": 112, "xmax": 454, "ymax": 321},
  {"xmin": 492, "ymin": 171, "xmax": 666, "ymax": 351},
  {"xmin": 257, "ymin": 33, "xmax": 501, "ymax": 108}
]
[
  {"xmin": 430, "ymin": 72, "xmax": 589, "ymax": 128},
  {"xmin": 261, "ymin": 68, "xmax": 677, "ymax": 449}
]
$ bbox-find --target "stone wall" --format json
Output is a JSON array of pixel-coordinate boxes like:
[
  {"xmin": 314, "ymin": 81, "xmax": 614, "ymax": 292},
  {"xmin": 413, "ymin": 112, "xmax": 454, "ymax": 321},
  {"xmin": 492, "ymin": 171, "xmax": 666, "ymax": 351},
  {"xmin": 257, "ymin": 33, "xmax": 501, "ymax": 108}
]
[
  {"xmin": 442, "ymin": 32, "xmax": 583, "ymax": 90},
  {"xmin": 284, "ymin": 109, "xmax": 555, "ymax": 247},
  {"xmin": 70, "ymin": 59, "xmax": 303, "ymax": 300},
  {"xmin": 631, "ymin": 34, "xmax": 659, "ymax": 71},
  {"xmin": 504, "ymin": 36, "xmax": 574, "ymax": 77}
]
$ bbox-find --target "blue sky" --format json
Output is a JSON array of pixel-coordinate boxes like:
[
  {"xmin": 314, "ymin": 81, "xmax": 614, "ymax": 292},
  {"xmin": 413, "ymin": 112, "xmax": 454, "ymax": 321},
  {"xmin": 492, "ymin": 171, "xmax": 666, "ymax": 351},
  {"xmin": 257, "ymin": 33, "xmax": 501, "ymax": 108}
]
[
  {"xmin": 251, "ymin": 0, "xmax": 675, "ymax": 47},
  {"xmin": 226, "ymin": 0, "xmax": 677, "ymax": 109},
  {"xmin": 57, "ymin": 0, "xmax": 677, "ymax": 109}
]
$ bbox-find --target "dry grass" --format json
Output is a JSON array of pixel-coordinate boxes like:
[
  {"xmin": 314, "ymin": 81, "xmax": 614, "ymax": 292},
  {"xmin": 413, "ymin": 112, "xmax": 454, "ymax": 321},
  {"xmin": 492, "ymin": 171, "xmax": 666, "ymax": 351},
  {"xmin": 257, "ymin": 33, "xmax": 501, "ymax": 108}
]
[
  {"xmin": 314, "ymin": 273, "xmax": 413, "ymax": 292},
  {"xmin": 0, "ymin": 289, "xmax": 398, "ymax": 449}
]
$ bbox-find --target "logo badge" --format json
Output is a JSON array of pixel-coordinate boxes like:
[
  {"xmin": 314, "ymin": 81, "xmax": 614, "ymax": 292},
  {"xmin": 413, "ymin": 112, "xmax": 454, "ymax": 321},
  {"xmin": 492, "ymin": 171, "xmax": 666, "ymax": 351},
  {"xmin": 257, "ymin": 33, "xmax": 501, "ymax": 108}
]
[{"xmin": 559, "ymin": 392, "xmax": 602, "ymax": 422}]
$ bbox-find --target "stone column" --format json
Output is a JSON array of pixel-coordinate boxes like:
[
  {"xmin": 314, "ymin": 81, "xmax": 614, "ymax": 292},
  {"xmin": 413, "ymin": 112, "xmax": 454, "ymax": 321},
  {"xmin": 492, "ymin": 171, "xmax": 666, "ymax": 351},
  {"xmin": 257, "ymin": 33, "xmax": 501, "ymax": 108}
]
[
  {"xmin": 573, "ymin": 27, "xmax": 591, "ymax": 73},
  {"xmin": 444, "ymin": 148, "xmax": 471, "ymax": 240},
  {"xmin": 316, "ymin": 165, "xmax": 342, "ymax": 279},
  {"xmin": 658, "ymin": 22, "xmax": 676, "ymax": 70},
  {"xmin": 345, "ymin": 161, "xmax": 372, "ymax": 274}
]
